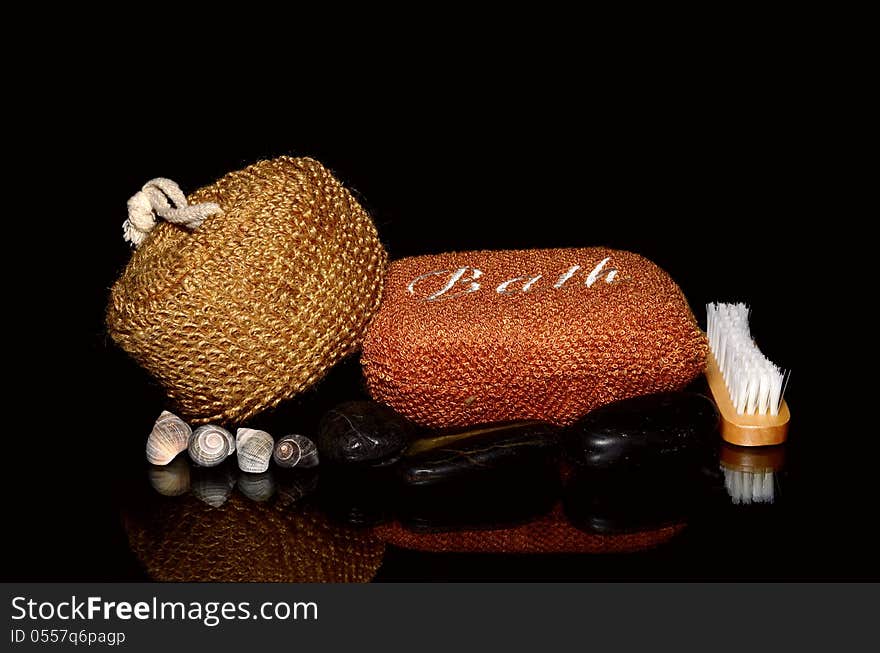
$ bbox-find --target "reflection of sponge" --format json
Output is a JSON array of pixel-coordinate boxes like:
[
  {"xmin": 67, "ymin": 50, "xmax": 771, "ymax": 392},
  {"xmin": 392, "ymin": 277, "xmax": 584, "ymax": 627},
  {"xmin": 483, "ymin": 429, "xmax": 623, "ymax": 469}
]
[
  {"xmin": 122, "ymin": 494, "xmax": 384, "ymax": 583},
  {"xmin": 107, "ymin": 157, "xmax": 387, "ymax": 424},
  {"xmin": 374, "ymin": 504, "xmax": 685, "ymax": 554},
  {"xmin": 363, "ymin": 248, "xmax": 707, "ymax": 428}
]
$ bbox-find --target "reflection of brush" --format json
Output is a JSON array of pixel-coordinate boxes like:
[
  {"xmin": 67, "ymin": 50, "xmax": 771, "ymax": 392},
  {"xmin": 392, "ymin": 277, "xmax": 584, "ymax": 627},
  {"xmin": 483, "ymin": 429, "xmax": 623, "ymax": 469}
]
[
  {"xmin": 706, "ymin": 303, "xmax": 790, "ymax": 446},
  {"xmin": 720, "ymin": 442, "xmax": 785, "ymax": 504}
]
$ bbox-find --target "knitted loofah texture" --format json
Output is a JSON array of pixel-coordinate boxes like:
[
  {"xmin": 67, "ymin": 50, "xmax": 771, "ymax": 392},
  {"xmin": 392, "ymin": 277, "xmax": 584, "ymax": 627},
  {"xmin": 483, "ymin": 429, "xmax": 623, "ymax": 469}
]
[
  {"xmin": 107, "ymin": 157, "xmax": 387, "ymax": 424},
  {"xmin": 123, "ymin": 494, "xmax": 385, "ymax": 582},
  {"xmin": 362, "ymin": 248, "xmax": 707, "ymax": 429},
  {"xmin": 374, "ymin": 505, "xmax": 685, "ymax": 555}
]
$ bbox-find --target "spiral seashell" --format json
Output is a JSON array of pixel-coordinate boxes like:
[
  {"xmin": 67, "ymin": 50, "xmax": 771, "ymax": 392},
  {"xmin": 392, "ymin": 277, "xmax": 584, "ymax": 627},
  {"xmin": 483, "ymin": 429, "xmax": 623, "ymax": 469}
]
[
  {"xmin": 188, "ymin": 425, "xmax": 234, "ymax": 467},
  {"xmin": 273, "ymin": 434, "xmax": 319, "ymax": 469},
  {"xmin": 146, "ymin": 411, "xmax": 192, "ymax": 465},
  {"xmin": 191, "ymin": 467, "xmax": 236, "ymax": 508},
  {"xmin": 238, "ymin": 470, "xmax": 276, "ymax": 502},
  {"xmin": 218, "ymin": 426, "xmax": 235, "ymax": 454},
  {"xmin": 147, "ymin": 457, "xmax": 191, "ymax": 496},
  {"xmin": 236, "ymin": 428, "xmax": 275, "ymax": 474}
]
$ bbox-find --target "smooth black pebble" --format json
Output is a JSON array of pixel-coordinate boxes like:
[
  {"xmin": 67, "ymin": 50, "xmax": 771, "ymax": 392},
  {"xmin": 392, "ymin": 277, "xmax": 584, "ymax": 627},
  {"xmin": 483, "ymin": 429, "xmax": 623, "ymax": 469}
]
[
  {"xmin": 562, "ymin": 392, "xmax": 719, "ymax": 470},
  {"xmin": 317, "ymin": 401, "xmax": 420, "ymax": 466},
  {"xmin": 397, "ymin": 422, "xmax": 559, "ymax": 488}
]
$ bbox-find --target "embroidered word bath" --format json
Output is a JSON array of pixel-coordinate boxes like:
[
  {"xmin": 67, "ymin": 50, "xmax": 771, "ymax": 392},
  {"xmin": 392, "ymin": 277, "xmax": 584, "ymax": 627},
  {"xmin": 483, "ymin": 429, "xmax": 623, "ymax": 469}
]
[{"xmin": 406, "ymin": 257, "xmax": 619, "ymax": 301}]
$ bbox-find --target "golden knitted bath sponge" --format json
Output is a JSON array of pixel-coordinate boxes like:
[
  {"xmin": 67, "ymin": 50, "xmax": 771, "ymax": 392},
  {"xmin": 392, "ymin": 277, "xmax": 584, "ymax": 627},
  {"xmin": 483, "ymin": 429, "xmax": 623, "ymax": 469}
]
[
  {"xmin": 107, "ymin": 156, "xmax": 387, "ymax": 424},
  {"xmin": 362, "ymin": 247, "xmax": 707, "ymax": 428}
]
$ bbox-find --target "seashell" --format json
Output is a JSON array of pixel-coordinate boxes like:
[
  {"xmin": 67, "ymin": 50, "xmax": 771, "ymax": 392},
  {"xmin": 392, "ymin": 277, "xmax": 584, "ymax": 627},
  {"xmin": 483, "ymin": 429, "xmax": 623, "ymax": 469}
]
[
  {"xmin": 236, "ymin": 428, "xmax": 275, "ymax": 474},
  {"xmin": 273, "ymin": 434, "xmax": 320, "ymax": 469},
  {"xmin": 218, "ymin": 427, "xmax": 235, "ymax": 454},
  {"xmin": 188, "ymin": 425, "xmax": 234, "ymax": 467},
  {"xmin": 191, "ymin": 467, "xmax": 236, "ymax": 508},
  {"xmin": 147, "ymin": 457, "xmax": 191, "ymax": 496},
  {"xmin": 146, "ymin": 411, "xmax": 192, "ymax": 465},
  {"xmin": 238, "ymin": 470, "xmax": 276, "ymax": 502}
]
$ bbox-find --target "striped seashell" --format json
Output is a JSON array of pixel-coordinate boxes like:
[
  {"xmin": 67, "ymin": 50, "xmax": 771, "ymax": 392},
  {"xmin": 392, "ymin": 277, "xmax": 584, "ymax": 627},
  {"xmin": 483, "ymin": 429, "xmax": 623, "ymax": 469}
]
[
  {"xmin": 236, "ymin": 428, "xmax": 274, "ymax": 474},
  {"xmin": 146, "ymin": 411, "xmax": 192, "ymax": 465},
  {"xmin": 273, "ymin": 434, "xmax": 319, "ymax": 469},
  {"xmin": 188, "ymin": 425, "xmax": 234, "ymax": 467}
]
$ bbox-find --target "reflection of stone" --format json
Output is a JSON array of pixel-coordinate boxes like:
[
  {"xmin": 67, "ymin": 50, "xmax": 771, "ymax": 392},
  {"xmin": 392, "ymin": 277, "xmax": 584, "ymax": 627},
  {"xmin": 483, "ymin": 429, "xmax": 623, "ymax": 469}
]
[
  {"xmin": 317, "ymin": 401, "xmax": 419, "ymax": 466},
  {"xmin": 562, "ymin": 392, "xmax": 718, "ymax": 470},
  {"xmin": 396, "ymin": 462, "xmax": 559, "ymax": 533},
  {"xmin": 275, "ymin": 469, "xmax": 319, "ymax": 508},
  {"xmin": 398, "ymin": 422, "xmax": 559, "ymax": 488},
  {"xmin": 316, "ymin": 466, "xmax": 397, "ymax": 527},
  {"xmin": 121, "ymin": 494, "xmax": 384, "ymax": 582},
  {"xmin": 720, "ymin": 443, "xmax": 785, "ymax": 505},
  {"xmin": 563, "ymin": 467, "xmax": 700, "ymax": 535}
]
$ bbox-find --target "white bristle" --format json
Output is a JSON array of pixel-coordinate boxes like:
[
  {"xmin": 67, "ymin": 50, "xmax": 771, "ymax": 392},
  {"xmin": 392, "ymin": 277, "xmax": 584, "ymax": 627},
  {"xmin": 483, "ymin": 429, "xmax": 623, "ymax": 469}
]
[
  {"xmin": 706, "ymin": 302, "xmax": 788, "ymax": 416},
  {"xmin": 721, "ymin": 466, "xmax": 776, "ymax": 504}
]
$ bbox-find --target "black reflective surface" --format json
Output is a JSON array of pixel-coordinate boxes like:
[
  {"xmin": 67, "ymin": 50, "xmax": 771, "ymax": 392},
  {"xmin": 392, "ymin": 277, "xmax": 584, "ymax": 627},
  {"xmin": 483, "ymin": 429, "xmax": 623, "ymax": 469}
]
[
  {"xmin": 53, "ymin": 357, "xmax": 806, "ymax": 581},
  {"xmin": 10, "ymin": 347, "xmax": 869, "ymax": 581},
  {"xmin": 17, "ymin": 133, "xmax": 870, "ymax": 581},
  {"xmin": 116, "ymin": 386, "xmax": 792, "ymax": 582}
]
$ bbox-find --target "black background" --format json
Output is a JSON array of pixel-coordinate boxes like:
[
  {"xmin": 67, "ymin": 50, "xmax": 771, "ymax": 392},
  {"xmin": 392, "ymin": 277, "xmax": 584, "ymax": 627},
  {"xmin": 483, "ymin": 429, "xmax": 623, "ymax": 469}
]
[{"xmin": 8, "ymin": 95, "xmax": 869, "ymax": 581}]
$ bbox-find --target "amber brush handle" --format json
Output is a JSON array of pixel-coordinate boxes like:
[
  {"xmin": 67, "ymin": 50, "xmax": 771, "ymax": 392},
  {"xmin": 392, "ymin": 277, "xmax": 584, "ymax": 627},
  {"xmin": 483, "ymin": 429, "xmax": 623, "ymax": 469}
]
[{"xmin": 705, "ymin": 354, "xmax": 790, "ymax": 447}]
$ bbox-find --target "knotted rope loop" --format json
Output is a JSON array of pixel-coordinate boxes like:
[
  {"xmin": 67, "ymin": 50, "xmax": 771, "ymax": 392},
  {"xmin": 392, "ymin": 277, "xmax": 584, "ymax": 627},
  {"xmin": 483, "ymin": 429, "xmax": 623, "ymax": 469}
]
[{"xmin": 123, "ymin": 178, "xmax": 222, "ymax": 247}]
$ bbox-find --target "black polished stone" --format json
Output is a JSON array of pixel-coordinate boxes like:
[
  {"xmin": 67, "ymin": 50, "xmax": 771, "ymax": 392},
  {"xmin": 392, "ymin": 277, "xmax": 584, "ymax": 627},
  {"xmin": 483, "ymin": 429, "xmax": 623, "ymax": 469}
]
[
  {"xmin": 397, "ymin": 422, "xmax": 559, "ymax": 488},
  {"xmin": 562, "ymin": 392, "xmax": 718, "ymax": 470},
  {"xmin": 317, "ymin": 401, "xmax": 420, "ymax": 466}
]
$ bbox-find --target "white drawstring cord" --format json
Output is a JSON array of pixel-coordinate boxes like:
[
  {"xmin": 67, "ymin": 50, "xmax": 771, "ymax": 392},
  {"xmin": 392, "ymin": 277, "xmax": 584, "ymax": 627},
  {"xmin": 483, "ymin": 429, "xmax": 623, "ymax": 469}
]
[{"xmin": 123, "ymin": 178, "xmax": 222, "ymax": 247}]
